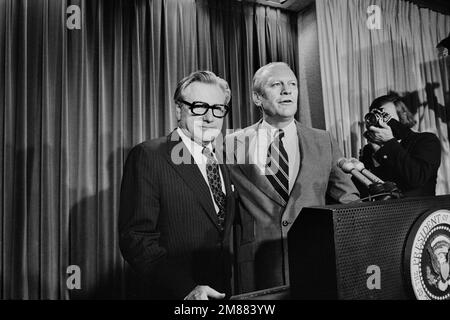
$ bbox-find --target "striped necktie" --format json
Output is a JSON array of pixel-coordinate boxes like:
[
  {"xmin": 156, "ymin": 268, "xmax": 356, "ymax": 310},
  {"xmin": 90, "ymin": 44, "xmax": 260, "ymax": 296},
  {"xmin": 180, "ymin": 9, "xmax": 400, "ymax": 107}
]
[
  {"xmin": 203, "ymin": 147, "xmax": 226, "ymax": 230},
  {"xmin": 265, "ymin": 129, "xmax": 289, "ymax": 205}
]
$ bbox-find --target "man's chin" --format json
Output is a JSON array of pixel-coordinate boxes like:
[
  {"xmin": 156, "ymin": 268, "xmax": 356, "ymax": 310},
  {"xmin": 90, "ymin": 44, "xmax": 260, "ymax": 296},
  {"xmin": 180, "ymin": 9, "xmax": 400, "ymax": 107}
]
[
  {"xmin": 276, "ymin": 106, "xmax": 297, "ymax": 116},
  {"xmin": 191, "ymin": 131, "xmax": 220, "ymax": 145}
]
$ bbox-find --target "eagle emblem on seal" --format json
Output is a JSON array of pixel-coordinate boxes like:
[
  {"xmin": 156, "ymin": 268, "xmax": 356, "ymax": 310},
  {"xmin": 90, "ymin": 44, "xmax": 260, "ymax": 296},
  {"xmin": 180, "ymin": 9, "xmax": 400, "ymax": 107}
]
[{"xmin": 426, "ymin": 234, "xmax": 450, "ymax": 292}]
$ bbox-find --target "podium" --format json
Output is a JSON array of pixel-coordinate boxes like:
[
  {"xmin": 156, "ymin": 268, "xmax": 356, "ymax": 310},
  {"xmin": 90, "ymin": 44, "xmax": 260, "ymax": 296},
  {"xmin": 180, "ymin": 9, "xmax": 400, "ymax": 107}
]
[{"xmin": 288, "ymin": 195, "xmax": 450, "ymax": 300}]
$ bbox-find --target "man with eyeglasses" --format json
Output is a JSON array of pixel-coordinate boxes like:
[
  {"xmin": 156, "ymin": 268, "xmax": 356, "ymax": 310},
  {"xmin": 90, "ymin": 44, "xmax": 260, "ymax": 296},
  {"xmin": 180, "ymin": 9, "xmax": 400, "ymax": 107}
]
[{"xmin": 119, "ymin": 71, "xmax": 235, "ymax": 300}]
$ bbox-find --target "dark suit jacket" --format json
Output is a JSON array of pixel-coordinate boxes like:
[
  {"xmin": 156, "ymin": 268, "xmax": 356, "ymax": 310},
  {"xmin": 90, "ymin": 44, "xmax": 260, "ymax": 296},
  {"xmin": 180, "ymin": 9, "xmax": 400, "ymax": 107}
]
[
  {"xmin": 359, "ymin": 129, "xmax": 441, "ymax": 197},
  {"xmin": 224, "ymin": 120, "xmax": 360, "ymax": 293},
  {"xmin": 119, "ymin": 130, "xmax": 235, "ymax": 299}
]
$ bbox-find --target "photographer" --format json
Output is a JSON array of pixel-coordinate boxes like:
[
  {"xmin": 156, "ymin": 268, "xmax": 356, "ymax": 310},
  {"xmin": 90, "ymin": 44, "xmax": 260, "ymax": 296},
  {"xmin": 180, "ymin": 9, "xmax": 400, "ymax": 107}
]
[{"xmin": 360, "ymin": 94, "xmax": 441, "ymax": 197}]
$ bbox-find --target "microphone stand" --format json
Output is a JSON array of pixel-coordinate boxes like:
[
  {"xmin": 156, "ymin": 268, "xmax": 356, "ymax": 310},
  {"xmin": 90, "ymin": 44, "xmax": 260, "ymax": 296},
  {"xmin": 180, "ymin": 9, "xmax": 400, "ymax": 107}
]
[
  {"xmin": 367, "ymin": 181, "xmax": 403, "ymax": 201},
  {"xmin": 340, "ymin": 158, "xmax": 404, "ymax": 202}
]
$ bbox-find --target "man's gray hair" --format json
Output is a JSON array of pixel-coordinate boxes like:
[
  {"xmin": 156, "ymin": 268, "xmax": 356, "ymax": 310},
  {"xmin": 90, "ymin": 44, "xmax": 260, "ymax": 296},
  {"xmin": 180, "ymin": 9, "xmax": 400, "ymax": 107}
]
[
  {"xmin": 173, "ymin": 70, "xmax": 231, "ymax": 105},
  {"xmin": 252, "ymin": 62, "xmax": 293, "ymax": 95}
]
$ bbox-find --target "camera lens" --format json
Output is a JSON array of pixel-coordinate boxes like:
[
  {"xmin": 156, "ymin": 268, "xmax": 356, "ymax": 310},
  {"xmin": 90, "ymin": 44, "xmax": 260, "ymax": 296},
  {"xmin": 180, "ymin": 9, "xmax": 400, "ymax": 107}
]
[{"xmin": 364, "ymin": 112, "xmax": 379, "ymax": 127}]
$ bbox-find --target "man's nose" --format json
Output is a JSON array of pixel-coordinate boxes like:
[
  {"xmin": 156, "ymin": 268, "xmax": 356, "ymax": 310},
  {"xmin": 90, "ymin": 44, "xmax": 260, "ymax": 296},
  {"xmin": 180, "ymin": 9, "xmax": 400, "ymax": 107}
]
[
  {"xmin": 281, "ymin": 83, "xmax": 291, "ymax": 95},
  {"xmin": 203, "ymin": 109, "xmax": 214, "ymax": 122}
]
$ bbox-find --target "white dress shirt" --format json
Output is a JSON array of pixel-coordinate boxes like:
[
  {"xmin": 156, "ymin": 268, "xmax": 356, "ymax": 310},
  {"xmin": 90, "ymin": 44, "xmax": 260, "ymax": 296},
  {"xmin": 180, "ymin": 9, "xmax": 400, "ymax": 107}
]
[
  {"xmin": 177, "ymin": 128, "xmax": 226, "ymax": 213},
  {"xmin": 252, "ymin": 120, "xmax": 300, "ymax": 193}
]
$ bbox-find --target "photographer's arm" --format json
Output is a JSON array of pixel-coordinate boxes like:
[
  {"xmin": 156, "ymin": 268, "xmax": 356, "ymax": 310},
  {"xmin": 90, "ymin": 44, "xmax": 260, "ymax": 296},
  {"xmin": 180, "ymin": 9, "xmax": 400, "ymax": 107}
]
[{"xmin": 372, "ymin": 133, "xmax": 441, "ymax": 188}]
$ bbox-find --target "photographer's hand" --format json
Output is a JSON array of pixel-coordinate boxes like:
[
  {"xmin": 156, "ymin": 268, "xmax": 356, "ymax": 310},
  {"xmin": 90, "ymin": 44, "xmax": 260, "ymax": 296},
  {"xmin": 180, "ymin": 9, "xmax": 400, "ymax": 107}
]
[
  {"xmin": 367, "ymin": 121, "xmax": 394, "ymax": 145},
  {"xmin": 363, "ymin": 131, "xmax": 381, "ymax": 152}
]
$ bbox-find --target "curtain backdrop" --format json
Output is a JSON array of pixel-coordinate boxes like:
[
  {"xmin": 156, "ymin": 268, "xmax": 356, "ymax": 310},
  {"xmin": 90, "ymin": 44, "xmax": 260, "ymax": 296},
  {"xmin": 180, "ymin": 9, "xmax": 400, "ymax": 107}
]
[
  {"xmin": 316, "ymin": 0, "xmax": 450, "ymax": 195},
  {"xmin": 0, "ymin": 0, "xmax": 297, "ymax": 299}
]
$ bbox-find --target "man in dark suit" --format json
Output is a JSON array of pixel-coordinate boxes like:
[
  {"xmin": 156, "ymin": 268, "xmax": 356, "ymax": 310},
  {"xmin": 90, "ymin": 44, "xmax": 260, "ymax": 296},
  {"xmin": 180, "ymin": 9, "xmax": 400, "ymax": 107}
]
[
  {"xmin": 360, "ymin": 94, "xmax": 441, "ymax": 197},
  {"xmin": 119, "ymin": 71, "xmax": 235, "ymax": 300},
  {"xmin": 225, "ymin": 62, "xmax": 360, "ymax": 294}
]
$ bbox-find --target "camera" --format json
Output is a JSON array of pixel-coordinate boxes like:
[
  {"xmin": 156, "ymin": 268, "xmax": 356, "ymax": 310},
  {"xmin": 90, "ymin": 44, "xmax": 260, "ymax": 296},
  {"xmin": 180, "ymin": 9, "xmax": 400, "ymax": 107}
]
[
  {"xmin": 364, "ymin": 108, "xmax": 392, "ymax": 128},
  {"xmin": 364, "ymin": 108, "xmax": 409, "ymax": 140}
]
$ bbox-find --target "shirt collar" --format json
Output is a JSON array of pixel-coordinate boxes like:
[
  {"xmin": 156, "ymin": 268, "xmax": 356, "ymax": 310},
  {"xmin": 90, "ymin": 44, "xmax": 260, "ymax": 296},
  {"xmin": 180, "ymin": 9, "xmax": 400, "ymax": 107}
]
[
  {"xmin": 261, "ymin": 119, "xmax": 296, "ymax": 139},
  {"xmin": 176, "ymin": 127, "xmax": 213, "ymax": 155}
]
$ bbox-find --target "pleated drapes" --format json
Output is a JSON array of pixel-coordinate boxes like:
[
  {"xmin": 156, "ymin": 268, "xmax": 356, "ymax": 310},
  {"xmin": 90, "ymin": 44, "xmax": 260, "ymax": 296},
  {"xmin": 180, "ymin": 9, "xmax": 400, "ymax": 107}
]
[
  {"xmin": 316, "ymin": 0, "xmax": 450, "ymax": 195},
  {"xmin": 0, "ymin": 0, "xmax": 298, "ymax": 299}
]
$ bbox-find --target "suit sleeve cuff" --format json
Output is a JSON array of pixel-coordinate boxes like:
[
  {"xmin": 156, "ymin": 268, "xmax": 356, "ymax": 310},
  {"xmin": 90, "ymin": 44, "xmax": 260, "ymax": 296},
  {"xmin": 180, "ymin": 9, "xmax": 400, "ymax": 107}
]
[{"xmin": 373, "ymin": 138, "xmax": 400, "ymax": 165}]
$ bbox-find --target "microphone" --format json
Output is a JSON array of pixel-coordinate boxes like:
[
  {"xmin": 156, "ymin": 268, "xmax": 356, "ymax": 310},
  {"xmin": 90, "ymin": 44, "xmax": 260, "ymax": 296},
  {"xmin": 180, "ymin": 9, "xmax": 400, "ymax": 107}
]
[
  {"xmin": 349, "ymin": 158, "xmax": 384, "ymax": 184},
  {"xmin": 339, "ymin": 157, "xmax": 403, "ymax": 200},
  {"xmin": 337, "ymin": 158, "xmax": 373, "ymax": 187}
]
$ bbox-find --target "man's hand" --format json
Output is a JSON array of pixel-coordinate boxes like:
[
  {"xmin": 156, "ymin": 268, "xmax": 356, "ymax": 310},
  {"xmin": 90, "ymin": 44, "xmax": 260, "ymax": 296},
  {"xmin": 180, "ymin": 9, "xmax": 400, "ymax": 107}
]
[
  {"xmin": 184, "ymin": 285, "xmax": 226, "ymax": 300},
  {"xmin": 365, "ymin": 121, "xmax": 394, "ymax": 145}
]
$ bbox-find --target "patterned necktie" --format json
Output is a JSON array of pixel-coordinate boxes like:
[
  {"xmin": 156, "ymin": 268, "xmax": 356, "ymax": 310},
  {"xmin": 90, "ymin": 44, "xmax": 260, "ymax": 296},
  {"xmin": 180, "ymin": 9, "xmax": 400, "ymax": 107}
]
[
  {"xmin": 266, "ymin": 129, "xmax": 290, "ymax": 205},
  {"xmin": 203, "ymin": 147, "xmax": 226, "ymax": 229}
]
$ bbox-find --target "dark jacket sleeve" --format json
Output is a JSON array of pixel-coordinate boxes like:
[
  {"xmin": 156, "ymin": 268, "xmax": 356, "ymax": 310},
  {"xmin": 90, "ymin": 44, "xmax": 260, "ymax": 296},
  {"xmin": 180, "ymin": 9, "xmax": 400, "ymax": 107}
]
[
  {"xmin": 359, "ymin": 144, "xmax": 376, "ymax": 171},
  {"xmin": 118, "ymin": 144, "xmax": 196, "ymax": 298},
  {"xmin": 373, "ymin": 132, "xmax": 441, "ymax": 188}
]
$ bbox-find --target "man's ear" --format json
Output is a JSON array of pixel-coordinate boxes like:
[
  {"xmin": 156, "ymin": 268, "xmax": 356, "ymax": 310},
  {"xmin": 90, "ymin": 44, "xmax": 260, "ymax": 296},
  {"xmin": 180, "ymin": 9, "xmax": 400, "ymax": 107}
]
[
  {"xmin": 252, "ymin": 91, "xmax": 262, "ymax": 107},
  {"xmin": 175, "ymin": 104, "xmax": 182, "ymax": 121}
]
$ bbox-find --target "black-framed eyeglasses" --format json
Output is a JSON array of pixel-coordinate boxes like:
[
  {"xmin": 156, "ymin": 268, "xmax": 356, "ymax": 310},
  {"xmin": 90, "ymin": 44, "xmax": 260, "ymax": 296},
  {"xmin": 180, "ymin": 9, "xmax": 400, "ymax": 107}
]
[{"xmin": 178, "ymin": 100, "xmax": 230, "ymax": 118}]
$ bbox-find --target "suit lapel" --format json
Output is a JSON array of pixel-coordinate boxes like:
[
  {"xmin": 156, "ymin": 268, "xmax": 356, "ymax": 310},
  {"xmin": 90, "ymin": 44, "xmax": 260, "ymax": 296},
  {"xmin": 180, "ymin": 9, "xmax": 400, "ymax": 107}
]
[
  {"xmin": 284, "ymin": 122, "xmax": 311, "ymax": 222},
  {"xmin": 164, "ymin": 130, "xmax": 221, "ymax": 231},
  {"xmin": 235, "ymin": 121, "xmax": 285, "ymax": 207}
]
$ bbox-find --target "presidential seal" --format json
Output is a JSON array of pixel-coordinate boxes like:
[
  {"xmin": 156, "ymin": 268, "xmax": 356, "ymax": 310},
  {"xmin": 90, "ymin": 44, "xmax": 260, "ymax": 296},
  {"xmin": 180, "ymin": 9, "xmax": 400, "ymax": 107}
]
[{"xmin": 404, "ymin": 209, "xmax": 450, "ymax": 300}]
